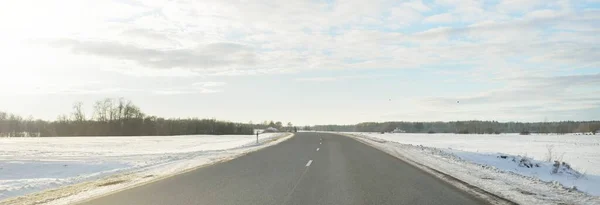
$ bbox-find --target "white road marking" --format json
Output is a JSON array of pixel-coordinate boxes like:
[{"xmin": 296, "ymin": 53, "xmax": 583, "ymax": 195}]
[
  {"xmin": 284, "ymin": 164, "xmax": 310, "ymax": 204},
  {"xmin": 320, "ymin": 142, "xmax": 322, "ymax": 145},
  {"xmin": 316, "ymin": 148, "xmax": 320, "ymax": 151},
  {"xmin": 306, "ymin": 160, "xmax": 313, "ymax": 167}
]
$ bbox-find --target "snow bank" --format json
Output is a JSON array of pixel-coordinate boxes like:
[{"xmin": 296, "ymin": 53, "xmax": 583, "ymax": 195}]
[
  {"xmin": 346, "ymin": 133, "xmax": 600, "ymax": 175},
  {"xmin": 343, "ymin": 133, "xmax": 600, "ymax": 205},
  {"xmin": 0, "ymin": 133, "xmax": 291, "ymax": 204}
]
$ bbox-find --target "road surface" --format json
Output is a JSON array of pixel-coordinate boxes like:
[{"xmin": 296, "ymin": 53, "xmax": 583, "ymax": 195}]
[{"xmin": 80, "ymin": 132, "xmax": 487, "ymax": 205}]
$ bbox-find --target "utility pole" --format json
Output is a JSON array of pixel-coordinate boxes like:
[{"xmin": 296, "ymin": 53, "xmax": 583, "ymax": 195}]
[{"xmin": 256, "ymin": 131, "xmax": 259, "ymax": 144}]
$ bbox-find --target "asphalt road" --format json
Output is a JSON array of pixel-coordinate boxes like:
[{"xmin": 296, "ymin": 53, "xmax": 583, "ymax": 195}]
[{"xmin": 80, "ymin": 132, "xmax": 487, "ymax": 205}]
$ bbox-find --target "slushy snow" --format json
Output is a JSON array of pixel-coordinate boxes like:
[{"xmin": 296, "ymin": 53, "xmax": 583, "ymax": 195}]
[
  {"xmin": 0, "ymin": 133, "xmax": 289, "ymax": 204},
  {"xmin": 343, "ymin": 132, "xmax": 600, "ymax": 204}
]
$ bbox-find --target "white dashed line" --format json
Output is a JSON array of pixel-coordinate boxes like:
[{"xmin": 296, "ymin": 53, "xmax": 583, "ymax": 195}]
[
  {"xmin": 320, "ymin": 142, "xmax": 322, "ymax": 145},
  {"xmin": 316, "ymin": 148, "xmax": 320, "ymax": 151},
  {"xmin": 306, "ymin": 160, "xmax": 313, "ymax": 167}
]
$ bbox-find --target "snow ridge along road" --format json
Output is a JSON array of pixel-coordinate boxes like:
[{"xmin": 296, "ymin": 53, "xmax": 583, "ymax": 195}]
[
  {"xmin": 77, "ymin": 132, "xmax": 486, "ymax": 205},
  {"xmin": 342, "ymin": 132, "xmax": 600, "ymax": 205},
  {"xmin": 0, "ymin": 133, "xmax": 293, "ymax": 205}
]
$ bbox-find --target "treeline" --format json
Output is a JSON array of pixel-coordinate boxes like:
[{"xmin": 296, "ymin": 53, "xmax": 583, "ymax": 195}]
[
  {"xmin": 251, "ymin": 121, "xmax": 294, "ymax": 131},
  {"xmin": 0, "ymin": 98, "xmax": 256, "ymax": 137},
  {"xmin": 311, "ymin": 121, "xmax": 600, "ymax": 134}
]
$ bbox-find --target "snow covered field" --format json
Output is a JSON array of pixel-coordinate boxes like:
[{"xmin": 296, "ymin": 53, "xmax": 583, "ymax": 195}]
[
  {"xmin": 343, "ymin": 132, "xmax": 600, "ymax": 204},
  {"xmin": 0, "ymin": 133, "xmax": 290, "ymax": 204}
]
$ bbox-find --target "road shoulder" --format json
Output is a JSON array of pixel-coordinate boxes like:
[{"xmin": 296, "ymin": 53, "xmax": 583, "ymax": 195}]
[
  {"xmin": 1, "ymin": 133, "xmax": 295, "ymax": 205},
  {"xmin": 339, "ymin": 132, "xmax": 600, "ymax": 205}
]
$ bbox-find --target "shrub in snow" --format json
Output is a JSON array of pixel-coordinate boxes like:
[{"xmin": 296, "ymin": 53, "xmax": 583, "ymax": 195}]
[
  {"xmin": 545, "ymin": 145, "xmax": 554, "ymax": 162},
  {"xmin": 506, "ymin": 156, "xmax": 540, "ymax": 168},
  {"xmin": 551, "ymin": 161, "xmax": 583, "ymax": 178},
  {"xmin": 496, "ymin": 155, "xmax": 582, "ymax": 177},
  {"xmin": 569, "ymin": 186, "xmax": 578, "ymax": 192}
]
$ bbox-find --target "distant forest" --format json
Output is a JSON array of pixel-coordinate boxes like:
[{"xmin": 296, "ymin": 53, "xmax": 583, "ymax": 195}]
[
  {"xmin": 311, "ymin": 121, "xmax": 600, "ymax": 134},
  {"xmin": 3, "ymin": 98, "xmax": 598, "ymax": 137},
  {"xmin": 0, "ymin": 98, "xmax": 291, "ymax": 137}
]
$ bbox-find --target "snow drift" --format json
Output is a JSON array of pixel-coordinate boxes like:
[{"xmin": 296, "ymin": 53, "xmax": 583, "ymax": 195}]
[
  {"xmin": 343, "ymin": 132, "xmax": 600, "ymax": 204},
  {"xmin": 0, "ymin": 133, "xmax": 290, "ymax": 204}
]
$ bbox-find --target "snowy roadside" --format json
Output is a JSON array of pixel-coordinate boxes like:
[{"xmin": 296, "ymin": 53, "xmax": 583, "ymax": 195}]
[
  {"xmin": 341, "ymin": 133, "xmax": 600, "ymax": 205},
  {"xmin": 0, "ymin": 133, "xmax": 293, "ymax": 205}
]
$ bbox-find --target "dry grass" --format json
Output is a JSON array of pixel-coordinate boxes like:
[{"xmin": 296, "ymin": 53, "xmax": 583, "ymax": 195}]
[{"xmin": 97, "ymin": 180, "xmax": 128, "ymax": 187}]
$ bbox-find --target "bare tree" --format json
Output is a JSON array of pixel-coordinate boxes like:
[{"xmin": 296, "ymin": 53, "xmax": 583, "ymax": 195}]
[
  {"xmin": 122, "ymin": 100, "xmax": 144, "ymax": 119},
  {"xmin": 93, "ymin": 100, "xmax": 108, "ymax": 122},
  {"xmin": 105, "ymin": 98, "xmax": 116, "ymax": 122},
  {"xmin": 71, "ymin": 102, "xmax": 86, "ymax": 122},
  {"xmin": 117, "ymin": 98, "xmax": 125, "ymax": 121},
  {"xmin": 57, "ymin": 114, "xmax": 69, "ymax": 122}
]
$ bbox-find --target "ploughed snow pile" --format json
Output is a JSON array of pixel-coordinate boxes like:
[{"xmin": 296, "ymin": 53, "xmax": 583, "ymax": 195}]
[
  {"xmin": 344, "ymin": 133, "xmax": 600, "ymax": 205},
  {"xmin": 493, "ymin": 155, "xmax": 582, "ymax": 179},
  {"xmin": 0, "ymin": 133, "xmax": 289, "ymax": 204},
  {"xmin": 460, "ymin": 153, "xmax": 588, "ymax": 192}
]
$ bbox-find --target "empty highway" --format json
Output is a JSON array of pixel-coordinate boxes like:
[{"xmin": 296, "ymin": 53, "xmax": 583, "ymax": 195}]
[{"xmin": 80, "ymin": 132, "xmax": 487, "ymax": 205}]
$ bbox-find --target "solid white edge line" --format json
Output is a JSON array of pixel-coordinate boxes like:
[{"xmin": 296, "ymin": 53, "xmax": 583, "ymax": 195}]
[{"xmin": 306, "ymin": 160, "xmax": 313, "ymax": 167}]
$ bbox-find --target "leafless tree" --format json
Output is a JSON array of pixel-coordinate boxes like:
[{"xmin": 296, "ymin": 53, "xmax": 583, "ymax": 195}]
[{"xmin": 71, "ymin": 102, "xmax": 86, "ymax": 122}]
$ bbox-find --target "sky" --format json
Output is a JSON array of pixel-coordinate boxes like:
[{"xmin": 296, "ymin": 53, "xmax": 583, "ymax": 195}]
[{"xmin": 0, "ymin": 0, "xmax": 599, "ymax": 125}]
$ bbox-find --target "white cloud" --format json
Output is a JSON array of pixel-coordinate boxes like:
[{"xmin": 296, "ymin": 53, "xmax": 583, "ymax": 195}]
[
  {"xmin": 296, "ymin": 74, "xmax": 390, "ymax": 82},
  {"xmin": 525, "ymin": 9, "xmax": 562, "ymax": 19},
  {"xmin": 409, "ymin": 73, "xmax": 600, "ymax": 121},
  {"xmin": 424, "ymin": 13, "xmax": 455, "ymax": 23},
  {"xmin": 388, "ymin": 7, "xmax": 424, "ymax": 28},
  {"xmin": 401, "ymin": 1, "xmax": 430, "ymax": 12},
  {"xmin": 425, "ymin": 73, "xmax": 600, "ymax": 109},
  {"xmin": 8, "ymin": 0, "xmax": 594, "ymax": 79},
  {"xmin": 192, "ymin": 82, "xmax": 226, "ymax": 87},
  {"xmin": 414, "ymin": 27, "xmax": 453, "ymax": 41},
  {"xmin": 153, "ymin": 88, "xmax": 220, "ymax": 95},
  {"xmin": 496, "ymin": 0, "xmax": 544, "ymax": 13},
  {"xmin": 152, "ymin": 82, "xmax": 226, "ymax": 95},
  {"xmin": 295, "ymin": 77, "xmax": 341, "ymax": 82},
  {"xmin": 1, "ymin": 0, "xmax": 598, "ymax": 122},
  {"xmin": 53, "ymin": 40, "xmax": 258, "ymax": 71},
  {"xmin": 435, "ymin": 0, "xmax": 483, "ymax": 11}
]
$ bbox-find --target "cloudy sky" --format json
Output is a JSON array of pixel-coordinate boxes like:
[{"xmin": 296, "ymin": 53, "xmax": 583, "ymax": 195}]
[{"xmin": 0, "ymin": 0, "xmax": 599, "ymax": 125}]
